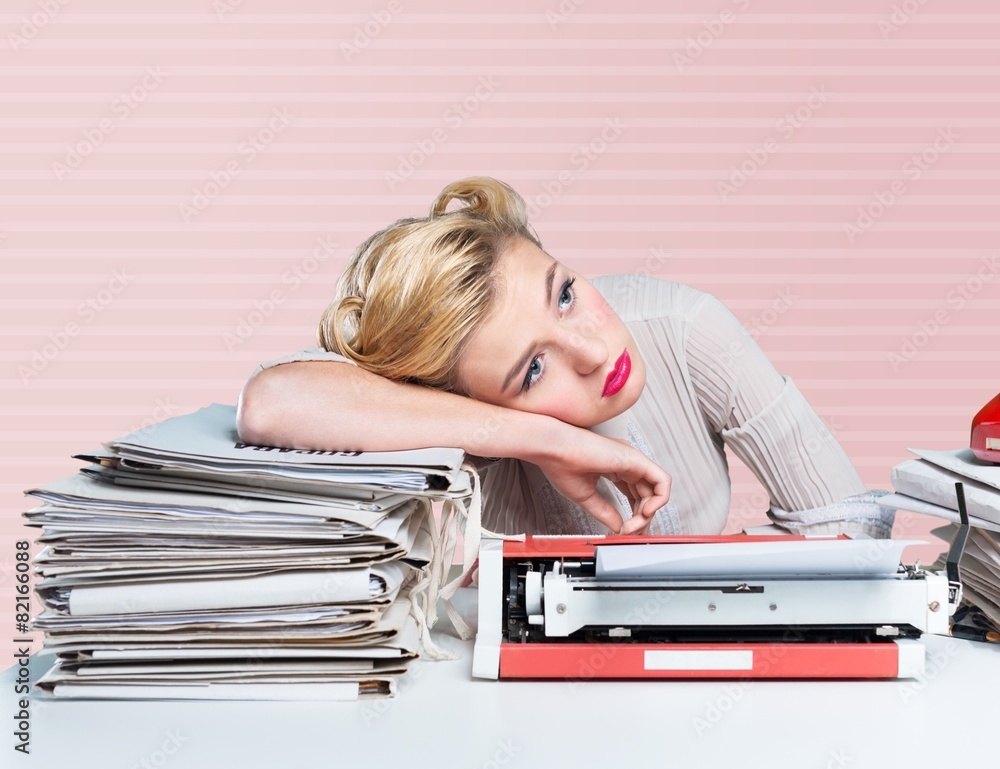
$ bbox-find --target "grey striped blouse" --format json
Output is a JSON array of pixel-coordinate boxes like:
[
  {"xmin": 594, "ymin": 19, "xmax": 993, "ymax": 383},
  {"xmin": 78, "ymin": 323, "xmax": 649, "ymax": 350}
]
[{"xmin": 252, "ymin": 274, "xmax": 895, "ymax": 539}]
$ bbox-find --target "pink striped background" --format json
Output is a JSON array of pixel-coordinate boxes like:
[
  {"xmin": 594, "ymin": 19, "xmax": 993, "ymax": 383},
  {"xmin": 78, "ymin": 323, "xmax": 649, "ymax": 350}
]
[{"xmin": 2, "ymin": 0, "xmax": 998, "ymax": 652}]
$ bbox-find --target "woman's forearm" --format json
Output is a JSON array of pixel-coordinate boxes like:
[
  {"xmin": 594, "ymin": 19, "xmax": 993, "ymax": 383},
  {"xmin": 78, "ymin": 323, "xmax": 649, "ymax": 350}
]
[
  {"xmin": 237, "ymin": 359, "xmax": 673, "ymax": 534},
  {"xmin": 236, "ymin": 359, "xmax": 558, "ymax": 461}
]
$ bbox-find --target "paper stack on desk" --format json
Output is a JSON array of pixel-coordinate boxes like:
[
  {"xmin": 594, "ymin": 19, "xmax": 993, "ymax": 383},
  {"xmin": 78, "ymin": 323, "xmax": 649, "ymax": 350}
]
[
  {"xmin": 23, "ymin": 403, "xmax": 473, "ymax": 701},
  {"xmin": 878, "ymin": 448, "xmax": 1000, "ymax": 638}
]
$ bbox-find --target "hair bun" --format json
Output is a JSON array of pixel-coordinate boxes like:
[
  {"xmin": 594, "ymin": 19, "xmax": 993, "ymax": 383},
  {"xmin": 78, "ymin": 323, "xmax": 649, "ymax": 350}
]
[{"xmin": 429, "ymin": 176, "xmax": 521, "ymax": 220}]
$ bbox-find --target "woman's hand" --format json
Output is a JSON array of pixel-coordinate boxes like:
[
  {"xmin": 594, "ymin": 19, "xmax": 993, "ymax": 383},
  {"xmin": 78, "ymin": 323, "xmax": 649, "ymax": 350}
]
[{"xmin": 525, "ymin": 423, "xmax": 672, "ymax": 535}]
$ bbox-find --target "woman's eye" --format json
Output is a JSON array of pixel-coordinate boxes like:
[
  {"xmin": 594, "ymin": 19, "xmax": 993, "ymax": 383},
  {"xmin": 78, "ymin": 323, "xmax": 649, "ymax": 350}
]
[
  {"xmin": 520, "ymin": 277, "xmax": 576, "ymax": 394},
  {"xmin": 558, "ymin": 278, "xmax": 576, "ymax": 310},
  {"xmin": 523, "ymin": 357, "xmax": 543, "ymax": 390}
]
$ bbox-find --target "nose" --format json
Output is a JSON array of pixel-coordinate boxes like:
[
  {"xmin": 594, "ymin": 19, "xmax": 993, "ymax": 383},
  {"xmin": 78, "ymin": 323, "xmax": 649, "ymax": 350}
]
[{"xmin": 562, "ymin": 320, "xmax": 608, "ymax": 376}]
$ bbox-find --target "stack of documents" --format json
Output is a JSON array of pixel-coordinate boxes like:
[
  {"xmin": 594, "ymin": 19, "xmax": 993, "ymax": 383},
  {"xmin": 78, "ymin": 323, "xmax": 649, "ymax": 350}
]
[
  {"xmin": 23, "ymin": 403, "xmax": 473, "ymax": 700},
  {"xmin": 879, "ymin": 448, "xmax": 1000, "ymax": 639}
]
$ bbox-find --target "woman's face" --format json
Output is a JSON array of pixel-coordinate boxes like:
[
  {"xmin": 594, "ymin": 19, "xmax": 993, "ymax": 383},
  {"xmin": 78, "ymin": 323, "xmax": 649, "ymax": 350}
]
[{"xmin": 454, "ymin": 237, "xmax": 646, "ymax": 428}]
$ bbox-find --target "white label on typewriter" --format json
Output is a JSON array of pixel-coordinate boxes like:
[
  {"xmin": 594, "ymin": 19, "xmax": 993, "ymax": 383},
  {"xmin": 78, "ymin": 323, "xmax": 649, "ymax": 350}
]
[{"xmin": 644, "ymin": 650, "xmax": 753, "ymax": 671}]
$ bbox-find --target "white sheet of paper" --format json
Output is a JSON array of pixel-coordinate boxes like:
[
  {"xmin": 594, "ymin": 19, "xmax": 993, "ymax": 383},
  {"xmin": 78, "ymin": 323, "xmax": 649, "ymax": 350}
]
[
  {"xmin": 67, "ymin": 567, "xmax": 375, "ymax": 616},
  {"xmin": 41, "ymin": 679, "xmax": 370, "ymax": 701},
  {"xmin": 78, "ymin": 461, "xmax": 396, "ymax": 505},
  {"xmin": 876, "ymin": 492, "xmax": 1000, "ymax": 533},
  {"xmin": 909, "ymin": 447, "xmax": 1000, "ymax": 492},
  {"xmin": 107, "ymin": 402, "xmax": 465, "ymax": 470},
  {"xmin": 595, "ymin": 538, "xmax": 920, "ymax": 579},
  {"xmin": 892, "ymin": 459, "xmax": 1000, "ymax": 525},
  {"xmin": 27, "ymin": 470, "xmax": 407, "ymax": 523}
]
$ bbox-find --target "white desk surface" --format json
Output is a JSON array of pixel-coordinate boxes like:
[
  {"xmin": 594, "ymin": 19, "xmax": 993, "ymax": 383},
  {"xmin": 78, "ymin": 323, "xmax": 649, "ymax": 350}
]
[{"xmin": 4, "ymin": 588, "xmax": 998, "ymax": 769}]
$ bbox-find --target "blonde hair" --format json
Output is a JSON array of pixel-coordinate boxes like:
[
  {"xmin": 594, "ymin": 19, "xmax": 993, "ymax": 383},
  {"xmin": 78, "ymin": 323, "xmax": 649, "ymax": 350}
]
[{"xmin": 316, "ymin": 176, "xmax": 543, "ymax": 394}]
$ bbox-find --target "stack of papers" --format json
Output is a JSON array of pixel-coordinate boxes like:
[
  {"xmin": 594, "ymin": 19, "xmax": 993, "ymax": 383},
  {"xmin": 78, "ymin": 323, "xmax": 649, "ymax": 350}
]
[
  {"xmin": 879, "ymin": 448, "xmax": 1000, "ymax": 637},
  {"xmin": 23, "ymin": 403, "xmax": 473, "ymax": 700}
]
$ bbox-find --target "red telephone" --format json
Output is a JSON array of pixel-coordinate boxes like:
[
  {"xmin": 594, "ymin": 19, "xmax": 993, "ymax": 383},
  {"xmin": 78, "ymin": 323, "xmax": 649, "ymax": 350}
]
[{"xmin": 971, "ymin": 392, "xmax": 1000, "ymax": 464}]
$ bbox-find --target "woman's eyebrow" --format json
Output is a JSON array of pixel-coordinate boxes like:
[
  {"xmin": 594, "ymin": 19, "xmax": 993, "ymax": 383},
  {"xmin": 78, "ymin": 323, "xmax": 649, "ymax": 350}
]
[{"xmin": 500, "ymin": 262, "xmax": 558, "ymax": 394}]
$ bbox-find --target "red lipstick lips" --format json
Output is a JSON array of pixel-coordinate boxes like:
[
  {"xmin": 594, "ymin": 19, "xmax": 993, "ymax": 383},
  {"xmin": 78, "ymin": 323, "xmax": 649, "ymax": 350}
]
[{"xmin": 602, "ymin": 349, "xmax": 631, "ymax": 398}]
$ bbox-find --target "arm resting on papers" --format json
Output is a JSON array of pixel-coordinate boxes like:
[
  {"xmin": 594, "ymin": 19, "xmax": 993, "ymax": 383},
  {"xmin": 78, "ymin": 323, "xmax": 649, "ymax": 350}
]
[
  {"xmin": 238, "ymin": 358, "xmax": 543, "ymax": 459},
  {"xmin": 236, "ymin": 360, "xmax": 671, "ymax": 534}
]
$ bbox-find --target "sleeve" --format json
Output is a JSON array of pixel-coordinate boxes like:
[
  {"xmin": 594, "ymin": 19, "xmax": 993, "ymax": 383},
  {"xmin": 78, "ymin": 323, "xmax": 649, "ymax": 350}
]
[
  {"xmin": 684, "ymin": 293, "xmax": 895, "ymax": 539},
  {"xmin": 251, "ymin": 345, "xmax": 358, "ymax": 377},
  {"xmin": 475, "ymin": 457, "xmax": 547, "ymax": 536}
]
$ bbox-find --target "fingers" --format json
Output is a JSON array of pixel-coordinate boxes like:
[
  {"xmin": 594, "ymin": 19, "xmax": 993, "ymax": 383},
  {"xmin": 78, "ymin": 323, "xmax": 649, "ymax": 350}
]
[
  {"xmin": 609, "ymin": 466, "xmax": 672, "ymax": 536},
  {"xmin": 619, "ymin": 514, "xmax": 648, "ymax": 535},
  {"xmin": 576, "ymin": 490, "xmax": 626, "ymax": 534},
  {"xmin": 611, "ymin": 479, "xmax": 650, "ymax": 535},
  {"xmin": 621, "ymin": 504, "xmax": 654, "ymax": 535},
  {"xmin": 611, "ymin": 479, "xmax": 635, "ymax": 506},
  {"xmin": 543, "ymin": 433, "xmax": 672, "ymax": 537},
  {"xmin": 647, "ymin": 473, "xmax": 672, "ymax": 518},
  {"xmin": 615, "ymin": 458, "xmax": 672, "ymax": 504}
]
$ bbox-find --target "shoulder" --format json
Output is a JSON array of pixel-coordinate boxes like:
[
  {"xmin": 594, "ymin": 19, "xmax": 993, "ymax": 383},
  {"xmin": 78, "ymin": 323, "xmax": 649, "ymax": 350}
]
[
  {"xmin": 253, "ymin": 345, "xmax": 356, "ymax": 375},
  {"xmin": 589, "ymin": 273, "xmax": 715, "ymax": 324}
]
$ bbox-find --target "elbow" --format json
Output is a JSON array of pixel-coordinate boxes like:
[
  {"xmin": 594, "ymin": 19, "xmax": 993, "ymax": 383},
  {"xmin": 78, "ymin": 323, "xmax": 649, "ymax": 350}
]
[
  {"xmin": 235, "ymin": 370, "xmax": 275, "ymax": 446},
  {"xmin": 235, "ymin": 359, "xmax": 360, "ymax": 449}
]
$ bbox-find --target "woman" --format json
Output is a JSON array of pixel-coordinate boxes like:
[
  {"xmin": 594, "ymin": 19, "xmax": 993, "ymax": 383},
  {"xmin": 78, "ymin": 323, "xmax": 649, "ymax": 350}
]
[{"xmin": 237, "ymin": 176, "xmax": 894, "ymax": 539}]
